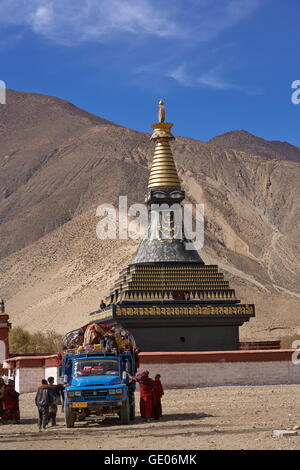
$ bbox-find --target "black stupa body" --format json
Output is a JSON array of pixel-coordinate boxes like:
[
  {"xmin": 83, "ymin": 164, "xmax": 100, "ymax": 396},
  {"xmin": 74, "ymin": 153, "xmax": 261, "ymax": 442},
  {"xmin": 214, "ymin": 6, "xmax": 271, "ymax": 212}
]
[{"xmin": 89, "ymin": 109, "xmax": 255, "ymax": 351}]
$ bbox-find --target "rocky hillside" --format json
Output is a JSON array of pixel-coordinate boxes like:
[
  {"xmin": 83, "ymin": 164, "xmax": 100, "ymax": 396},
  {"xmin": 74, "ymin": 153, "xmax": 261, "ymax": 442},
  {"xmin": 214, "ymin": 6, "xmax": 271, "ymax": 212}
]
[
  {"xmin": 209, "ymin": 130, "xmax": 300, "ymax": 163},
  {"xmin": 0, "ymin": 89, "xmax": 299, "ymax": 341}
]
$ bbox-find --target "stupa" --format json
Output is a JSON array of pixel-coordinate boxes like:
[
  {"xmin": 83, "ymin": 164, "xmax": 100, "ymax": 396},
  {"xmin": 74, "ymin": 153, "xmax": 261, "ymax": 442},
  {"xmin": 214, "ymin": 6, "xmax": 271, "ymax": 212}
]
[{"xmin": 89, "ymin": 101, "xmax": 255, "ymax": 351}]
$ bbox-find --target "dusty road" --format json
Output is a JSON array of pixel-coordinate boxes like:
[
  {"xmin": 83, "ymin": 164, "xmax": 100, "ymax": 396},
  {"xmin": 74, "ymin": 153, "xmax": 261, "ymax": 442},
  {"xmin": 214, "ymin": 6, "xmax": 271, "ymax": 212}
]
[{"xmin": 1, "ymin": 384, "xmax": 299, "ymax": 450}]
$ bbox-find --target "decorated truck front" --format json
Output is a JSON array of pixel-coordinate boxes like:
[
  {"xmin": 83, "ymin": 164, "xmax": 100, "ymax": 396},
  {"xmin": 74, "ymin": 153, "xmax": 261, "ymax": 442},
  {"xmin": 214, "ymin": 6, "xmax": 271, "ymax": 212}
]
[{"xmin": 62, "ymin": 351, "xmax": 136, "ymax": 427}]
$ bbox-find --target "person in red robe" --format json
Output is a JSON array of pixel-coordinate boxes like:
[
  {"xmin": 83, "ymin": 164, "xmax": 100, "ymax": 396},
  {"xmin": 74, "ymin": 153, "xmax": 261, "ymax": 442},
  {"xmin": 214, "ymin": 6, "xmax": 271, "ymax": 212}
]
[
  {"xmin": 153, "ymin": 374, "xmax": 164, "ymax": 420},
  {"xmin": 0, "ymin": 377, "xmax": 6, "ymax": 421},
  {"xmin": 133, "ymin": 370, "xmax": 154, "ymax": 422},
  {"xmin": 2, "ymin": 379, "xmax": 20, "ymax": 423}
]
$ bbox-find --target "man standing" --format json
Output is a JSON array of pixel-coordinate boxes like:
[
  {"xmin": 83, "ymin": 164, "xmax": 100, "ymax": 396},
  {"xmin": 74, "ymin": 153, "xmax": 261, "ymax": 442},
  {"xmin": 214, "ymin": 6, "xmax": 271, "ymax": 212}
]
[
  {"xmin": 35, "ymin": 379, "xmax": 51, "ymax": 431},
  {"xmin": 47, "ymin": 377, "xmax": 62, "ymax": 426},
  {"xmin": 153, "ymin": 374, "xmax": 164, "ymax": 420}
]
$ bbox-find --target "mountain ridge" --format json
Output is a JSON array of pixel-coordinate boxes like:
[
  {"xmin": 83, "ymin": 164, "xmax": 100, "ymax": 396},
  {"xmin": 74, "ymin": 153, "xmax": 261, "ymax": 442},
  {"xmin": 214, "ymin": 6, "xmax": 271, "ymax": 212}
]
[{"xmin": 209, "ymin": 129, "xmax": 300, "ymax": 163}]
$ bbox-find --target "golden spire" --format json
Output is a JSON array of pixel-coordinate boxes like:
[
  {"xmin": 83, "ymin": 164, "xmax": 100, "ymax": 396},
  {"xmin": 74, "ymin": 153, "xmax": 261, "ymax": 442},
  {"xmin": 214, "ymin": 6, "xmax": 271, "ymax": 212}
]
[
  {"xmin": 148, "ymin": 100, "xmax": 181, "ymax": 189},
  {"xmin": 158, "ymin": 100, "xmax": 165, "ymax": 123}
]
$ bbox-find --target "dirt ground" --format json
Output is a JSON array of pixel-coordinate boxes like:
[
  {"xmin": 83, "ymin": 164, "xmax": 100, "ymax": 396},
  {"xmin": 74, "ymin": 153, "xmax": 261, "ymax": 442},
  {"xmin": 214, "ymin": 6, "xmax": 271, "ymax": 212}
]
[{"xmin": 1, "ymin": 384, "xmax": 300, "ymax": 450}]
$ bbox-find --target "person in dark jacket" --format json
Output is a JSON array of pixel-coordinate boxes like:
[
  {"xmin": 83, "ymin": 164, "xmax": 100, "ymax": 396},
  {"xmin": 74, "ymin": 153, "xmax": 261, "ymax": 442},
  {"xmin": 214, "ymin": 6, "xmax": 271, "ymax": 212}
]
[
  {"xmin": 47, "ymin": 377, "xmax": 62, "ymax": 426},
  {"xmin": 35, "ymin": 379, "xmax": 51, "ymax": 431}
]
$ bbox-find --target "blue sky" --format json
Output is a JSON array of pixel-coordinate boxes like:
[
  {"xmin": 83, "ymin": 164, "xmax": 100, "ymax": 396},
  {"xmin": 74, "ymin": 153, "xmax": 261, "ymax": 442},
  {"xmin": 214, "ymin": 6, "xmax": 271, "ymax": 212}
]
[{"xmin": 0, "ymin": 0, "xmax": 299, "ymax": 146}]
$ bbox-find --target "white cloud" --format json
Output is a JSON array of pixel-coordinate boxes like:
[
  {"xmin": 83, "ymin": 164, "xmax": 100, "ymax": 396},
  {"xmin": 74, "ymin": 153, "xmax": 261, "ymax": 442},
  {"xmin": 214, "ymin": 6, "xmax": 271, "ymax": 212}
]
[
  {"xmin": 0, "ymin": 0, "xmax": 266, "ymax": 45},
  {"xmin": 168, "ymin": 64, "xmax": 235, "ymax": 90},
  {"xmin": 0, "ymin": 0, "xmax": 266, "ymax": 95},
  {"xmin": 198, "ymin": 70, "xmax": 234, "ymax": 90},
  {"xmin": 188, "ymin": 0, "xmax": 266, "ymax": 41},
  {"xmin": 30, "ymin": 5, "xmax": 53, "ymax": 27},
  {"xmin": 168, "ymin": 64, "xmax": 192, "ymax": 87},
  {"xmin": 168, "ymin": 63, "xmax": 262, "ymax": 95},
  {"xmin": 0, "ymin": 0, "xmax": 180, "ymax": 45}
]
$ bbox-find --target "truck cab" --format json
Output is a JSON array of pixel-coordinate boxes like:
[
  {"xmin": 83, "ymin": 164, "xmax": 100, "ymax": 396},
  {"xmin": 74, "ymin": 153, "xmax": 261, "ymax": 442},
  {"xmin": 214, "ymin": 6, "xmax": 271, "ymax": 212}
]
[{"xmin": 62, "ymin": 351, "xmax": 136, "ymax": 427}]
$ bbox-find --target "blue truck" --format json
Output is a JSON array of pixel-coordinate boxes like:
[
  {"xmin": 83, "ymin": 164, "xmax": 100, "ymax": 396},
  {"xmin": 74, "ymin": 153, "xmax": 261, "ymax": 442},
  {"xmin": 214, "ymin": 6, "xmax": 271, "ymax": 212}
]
[{"xmin": 62, "ymin": 350, "xmax": 136, "ymax": 427}]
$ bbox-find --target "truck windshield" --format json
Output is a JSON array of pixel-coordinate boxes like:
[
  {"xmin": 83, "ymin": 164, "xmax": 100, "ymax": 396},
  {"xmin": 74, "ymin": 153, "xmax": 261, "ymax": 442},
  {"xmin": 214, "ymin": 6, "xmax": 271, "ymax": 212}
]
[{"xmin": 74, "ymin": 359, "xmax": 119, "ymax": 377}]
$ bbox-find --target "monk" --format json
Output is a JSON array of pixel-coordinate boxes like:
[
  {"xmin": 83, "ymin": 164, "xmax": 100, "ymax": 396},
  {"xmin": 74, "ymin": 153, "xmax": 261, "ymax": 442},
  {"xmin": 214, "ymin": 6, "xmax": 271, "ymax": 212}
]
[
  {"xmin": 153, "ymin": 374, "xmax": 164, "ymax": 420},
  {"xmin": 133, "ymin": 371, "xmax": 154, "ymax": 422},
  {"xmin": 0, "ymin": 377, "xmax": 6, "ymax": 419},
  {"xmin": 2, "ymin": 379, "xmax": 20, "ymax": 423}
]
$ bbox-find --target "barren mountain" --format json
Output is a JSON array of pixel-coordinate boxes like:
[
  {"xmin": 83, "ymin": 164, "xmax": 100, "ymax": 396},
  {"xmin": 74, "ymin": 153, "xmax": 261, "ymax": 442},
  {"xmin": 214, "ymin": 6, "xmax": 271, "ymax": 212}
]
[
  {"xmin": 0, "ymin": 89, "xmax": 299, "ymax": 341},
  {"xmin": 209, "ymin": 130, "xmax": 300, "ymax": 163}
]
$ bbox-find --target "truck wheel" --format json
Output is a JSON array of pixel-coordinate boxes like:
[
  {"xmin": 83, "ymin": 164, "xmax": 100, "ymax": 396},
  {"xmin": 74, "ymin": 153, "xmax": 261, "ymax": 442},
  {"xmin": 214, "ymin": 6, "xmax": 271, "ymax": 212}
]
[
  {"xmin": 64, "ymin": 405, "xmax": 75, "ymax": 428},
  {"xmin": 120, "ymin": 399, "xmax": 130, "ymax": 425},
  {"xmin": 130, "ymin": 395, "xmax": 135, "ymax": 421}
]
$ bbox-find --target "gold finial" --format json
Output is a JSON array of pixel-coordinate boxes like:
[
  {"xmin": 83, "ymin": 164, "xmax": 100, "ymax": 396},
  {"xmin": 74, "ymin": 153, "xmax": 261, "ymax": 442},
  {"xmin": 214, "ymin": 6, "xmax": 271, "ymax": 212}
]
[
  {"xmin": 158, "ymin": 100, "xmax": 165, "ymax": 123},
  {"xmin": 148, "ymin": 101, "xmax": 181, "ymax": 189}
]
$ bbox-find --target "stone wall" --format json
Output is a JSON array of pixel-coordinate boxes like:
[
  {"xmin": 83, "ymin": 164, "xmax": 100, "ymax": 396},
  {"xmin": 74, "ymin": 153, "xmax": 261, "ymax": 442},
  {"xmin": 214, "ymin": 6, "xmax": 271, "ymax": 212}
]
[
  {"xmin": 5, "ymin": 350, "xmax": 300, "ymax": 393},
  {"xmin": 139, "ymin": 350, "xmax": 300, "ymax": 387},
  {"xmin": 140, "ymin": 360, "xmax": 300, "ymax": 387},
  {"xmin": 6, "ymin": 355, "xmax": 60, "ymax": 393},
  {"xmin": 15, "ymin": 366, "xmax": 45, "ymax": 394}
]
